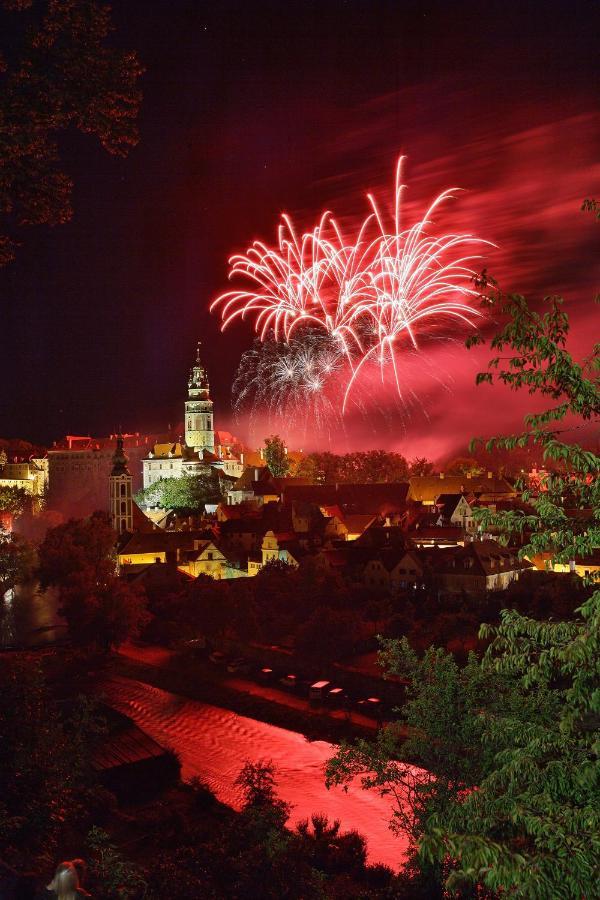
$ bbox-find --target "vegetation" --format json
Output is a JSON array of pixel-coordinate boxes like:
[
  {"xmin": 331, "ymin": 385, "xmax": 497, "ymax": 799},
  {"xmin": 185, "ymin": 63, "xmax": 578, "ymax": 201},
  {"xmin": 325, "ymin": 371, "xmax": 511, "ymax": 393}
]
[
  {"xmin": 326, "ymin": 219, "xmax": 600, "ymax": 896},
  {"xmin": 0, "ymin": 656, "xmax": 105, "ymax": 871},
  {"xmin": 37, "ymin": 512, "xmax": 149, "ymax": 650},
  {"xmin": 444, "ymin": 456, "xmax": 484, "ymax": 476},
  {"xmin": 135, "ymin": 471, "xmax": 224, "ymax": 511},
  {"xmin": 0, "ymin": 0, "xmax": 142, "ymax": 266},
  {"xmin": 264, "ymin": 434, "xmax": 291, "ymax": 477},
  {"xmin": 407, "ymin": 457, "xmax": 435, "ymax": 476},
  {"xmin": 0, "ymin": 485, "xmax": 29, "ymax": 516},
  {"xmin": 0, "ymin": 529, "xmax": 35, "ymax": 594},
  {"xmin": 296, "ymin": 449, "xmax": 410, "ymax": 483}
]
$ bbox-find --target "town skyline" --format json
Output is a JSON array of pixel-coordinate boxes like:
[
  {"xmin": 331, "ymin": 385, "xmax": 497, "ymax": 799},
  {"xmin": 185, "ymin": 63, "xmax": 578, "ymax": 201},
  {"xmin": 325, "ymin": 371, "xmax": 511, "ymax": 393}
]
[{"xmin": 0, "ymin": 0, "xmax": 598, "ymax": 452}]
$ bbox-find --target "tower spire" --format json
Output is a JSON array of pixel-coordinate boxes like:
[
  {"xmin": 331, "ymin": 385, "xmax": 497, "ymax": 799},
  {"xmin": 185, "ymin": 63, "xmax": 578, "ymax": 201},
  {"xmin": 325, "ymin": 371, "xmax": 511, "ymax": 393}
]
[
  {"xmin": 185, "ymin": 340, "xmax": 214, "ymax": 453},
  {"xmin": 109, "ymin": 434, "xmax": 133, "ymax": 535}
]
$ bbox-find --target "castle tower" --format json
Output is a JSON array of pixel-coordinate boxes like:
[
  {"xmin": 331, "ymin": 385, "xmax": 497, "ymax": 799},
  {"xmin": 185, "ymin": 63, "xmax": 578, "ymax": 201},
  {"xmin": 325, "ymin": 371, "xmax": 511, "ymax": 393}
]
[
  {"xmin": 185, "ymin": 342, "xmax": 215, "ymax": 453},
  {"xmin": 109, "ymin": 434, "xmax": 133, "ymax": 534}
]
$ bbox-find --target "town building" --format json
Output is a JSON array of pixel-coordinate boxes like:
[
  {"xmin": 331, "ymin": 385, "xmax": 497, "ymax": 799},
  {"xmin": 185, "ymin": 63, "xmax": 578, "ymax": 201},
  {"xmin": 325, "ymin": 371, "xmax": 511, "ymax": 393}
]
[
  {"xmin": 408, "ymin": 473, "xmax": 517, "ymax": 506},
  {"xmin": 47, "ymin": 432, "xmax": 159, "ymax": 518}
]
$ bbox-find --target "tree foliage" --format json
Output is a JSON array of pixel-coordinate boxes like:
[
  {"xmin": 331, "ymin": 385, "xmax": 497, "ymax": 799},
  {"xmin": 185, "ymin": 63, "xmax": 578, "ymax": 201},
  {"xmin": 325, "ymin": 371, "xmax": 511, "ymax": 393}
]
[
  {"xmin": 408, "ymin": 457, "xmax": 435, "ymax": 477},
  {"xmin": 0, "ymin": 484, "xmax": 29, "ymax": 515},
  {"xmin": 0, "ymin": 529, "xmax": 35, "ymax": 593},
  {"xmin": 0, "ymin": 0, "xmax": 143, "ymax": 265},
  {"xmin": 326, "ymin": 211, "xmax": 600, "ymax": 896},
  {"xmin": 264, "ymin": 434, "xmax": 290, "ymax": 477},
  {"xmin": 136, "ymin": 471, "xmax": 224, "ymax": 511},
  {"xmin": 0, "ymin": 656, "xmax": 104, "ymax": 870},
  {"xmin": 444, "ymin": 456, "xmax": 484, "ymax": 476},
  {"xmin": 296, "ymin": 449, "xmax": 409, "ymax": 483},
  {"xmin": 37, "ymin": 511, "xmax": 149, "ymax": 650}
]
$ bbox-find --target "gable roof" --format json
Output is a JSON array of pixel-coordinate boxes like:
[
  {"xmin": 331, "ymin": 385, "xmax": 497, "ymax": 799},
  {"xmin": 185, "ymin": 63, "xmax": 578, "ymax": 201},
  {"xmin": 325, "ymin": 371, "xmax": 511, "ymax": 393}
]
[
  {"xmin": 148, "ymin": 442, "xmax": 183, "ymax": 460},
  {"xmin": 282, "ymin": 482, "xmax": 409, "ymax": 515},
  {"xmin": 119, "ymin": 530, "xmax": 210, "ymax": 556},
  {"xmin": 435, "ymin": 493, "xmax": 468, "ymax": 518},
  {"xmin": 408, "ymin": 475, "xmax": 516, "ymax": 503}
]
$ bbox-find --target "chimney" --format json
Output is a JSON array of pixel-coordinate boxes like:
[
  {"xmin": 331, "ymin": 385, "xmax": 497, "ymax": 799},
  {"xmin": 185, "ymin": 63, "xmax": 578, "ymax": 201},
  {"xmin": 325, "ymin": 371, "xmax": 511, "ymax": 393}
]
[{"xmin": 439, "ymin": 472, "xmax": 444, "ymax": 479}]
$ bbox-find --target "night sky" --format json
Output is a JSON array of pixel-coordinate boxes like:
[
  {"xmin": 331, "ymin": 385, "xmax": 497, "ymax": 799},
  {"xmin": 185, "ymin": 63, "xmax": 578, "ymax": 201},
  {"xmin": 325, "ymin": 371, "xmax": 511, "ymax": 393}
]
[{"xmin": 1, "ymin": 0, "xmax": 598, "ymax": 456}]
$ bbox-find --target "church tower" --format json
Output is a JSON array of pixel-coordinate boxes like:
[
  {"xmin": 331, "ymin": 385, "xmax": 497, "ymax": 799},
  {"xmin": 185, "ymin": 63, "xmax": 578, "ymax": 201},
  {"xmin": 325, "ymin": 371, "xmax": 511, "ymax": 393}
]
[
  {"xmin": 185, "ymin": 342, "xmax": 215, "ymax": 453},
  {"xmin": 109, "ymin": 434, "xmax": 133, "ymax": 534}
]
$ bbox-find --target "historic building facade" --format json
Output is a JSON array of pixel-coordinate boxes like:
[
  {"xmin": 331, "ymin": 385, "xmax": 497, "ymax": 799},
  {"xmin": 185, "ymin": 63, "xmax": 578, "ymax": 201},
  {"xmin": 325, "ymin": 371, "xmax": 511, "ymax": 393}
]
[
  {"xmin": 142, "ymin": 344, "xmax": 242, "ymax": 491},
  {"xmin": 109, "ymin": 434, "xmax": 134, "ymax": 534}
]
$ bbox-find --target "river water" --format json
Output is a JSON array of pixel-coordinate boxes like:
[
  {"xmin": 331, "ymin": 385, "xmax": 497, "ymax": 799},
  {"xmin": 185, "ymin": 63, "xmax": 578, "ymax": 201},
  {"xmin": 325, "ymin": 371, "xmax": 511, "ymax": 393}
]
[
  {"xmin": 0, "ymin": 581, "xmax": 66, "ymax": 649},
  {"xmin": 102, "ymin": 675, "xmax": 411, "ymax": 871}
]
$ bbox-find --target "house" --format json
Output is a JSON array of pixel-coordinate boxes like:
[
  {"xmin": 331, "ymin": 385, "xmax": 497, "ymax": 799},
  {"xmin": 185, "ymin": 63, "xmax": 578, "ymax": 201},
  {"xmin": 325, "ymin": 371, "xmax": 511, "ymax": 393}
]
[
  {"xmin": 434, "ymin": 493, "xmax": 476, "ymax": 532},
  {"xmin": 226, "ymin": 467, "xmax": 271, "ymax": 506},
  {"xmin": 247, "ymin": 530, "xmax": 301, "ymax": 576},
  {"xmin": 118, "ymin": 530, "xmax": 212, "ymax": 569},
  {"xmin": 428, "ymin": 539, "xmax": 530, "ymax": 596},
  {"xmin": 178, "ymin": 540, "xmax": 228, "ymax": 579},
  {"xmin": 363, "ymin": 549, "xmax": 425, "ymax": 593}
]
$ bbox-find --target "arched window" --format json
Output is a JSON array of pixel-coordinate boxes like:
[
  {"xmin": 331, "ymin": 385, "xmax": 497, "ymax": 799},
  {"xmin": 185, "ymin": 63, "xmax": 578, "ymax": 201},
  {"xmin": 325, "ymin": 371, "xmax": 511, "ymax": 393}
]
[
  {"xmin": 120, "ymin": 482, "xmax": 126, "ymax": 496},
  {"xmin": 121, "ymin": 501, "xmax": 126, "ymax": 514}
]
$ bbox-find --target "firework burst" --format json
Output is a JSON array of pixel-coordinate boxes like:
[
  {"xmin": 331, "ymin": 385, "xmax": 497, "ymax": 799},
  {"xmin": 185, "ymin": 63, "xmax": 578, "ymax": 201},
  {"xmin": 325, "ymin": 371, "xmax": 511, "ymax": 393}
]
[{"xmin": 212, "ymin": 157, "xmax": 493, "ymax": 419}]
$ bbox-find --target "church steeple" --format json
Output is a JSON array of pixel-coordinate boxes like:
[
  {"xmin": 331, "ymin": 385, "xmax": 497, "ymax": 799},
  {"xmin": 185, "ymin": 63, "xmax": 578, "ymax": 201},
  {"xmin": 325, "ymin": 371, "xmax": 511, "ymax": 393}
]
[
  {"xmin": 185, "ymin": 342, "xmax": 215, "ymax": 453},
  {"xmin": 109, "ymin": 434, "xmax": 133, "ymax": 534}
]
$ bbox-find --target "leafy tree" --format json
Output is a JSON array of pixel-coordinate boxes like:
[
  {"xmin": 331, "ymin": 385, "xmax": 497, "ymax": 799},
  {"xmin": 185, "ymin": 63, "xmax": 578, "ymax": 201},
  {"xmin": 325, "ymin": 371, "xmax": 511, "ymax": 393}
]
[
  {"xmin": 327, "ymin": 214, "xmax": 599, "ymax": 896},
  {"xmin": 326, "ymin": 640, "xmax": 508, "ymax": 853},
  {"xmin": 295, "ymin": 606, "xmax": 361, "ymax": 665},
  {"xmin": 37, "ymin": 510, "xmax": 116, "ymax": 589},
  {"xmin": 264, "ymin": 434, "xmax": 290, "ymax": 477},
  {"xmin": 0, "ymin": 485, "xmax": 29, "ymax": 516},
  {"xmin": 38, "ymin": 512, "xmax": 149, "ymax": 649},
  {"xmin": 417, "ymin": 269, "xmax": 600, "ymax": 896},
  {"xmin": 296, "ymin": 814, "xmax": 368, "ymax": 876},
  {"xmin": 59, "ymin": 567, "xmax": 149, "ymax": 651},
  {"xmin": 86, "ymin": 826, "xmax": 148, "ymax": 900},
  {"xmin": 466, "ymin": 278, "xmax": 599, "ymax": 569},
  {"xmin": 408, "ymin": 457, "xmax": 435, "ymax": 476},
  {"xmin": 0, "ymin": 529, "xmax": 35, "ymax": 593},
  {"xmin": 173, "ymin": 574, "xmax": 232, "ymax": 642},
  {"xmin": 444, "ymin": 456, "xmax": 484, "ymax": 476},
  {"xmin": 0, "ymin": 0, "xmax": 142, "ymax": 266},
  {"xmin": 136, "ymin": 472, "xmax": 223, "ymax": 511},
  {"xmin": 420, "ymin": 597, "xmax": 600, "ymax": 898},
  {"xmin": 0, "ymin": 657, "xmax": 104, "ymax": 869}
]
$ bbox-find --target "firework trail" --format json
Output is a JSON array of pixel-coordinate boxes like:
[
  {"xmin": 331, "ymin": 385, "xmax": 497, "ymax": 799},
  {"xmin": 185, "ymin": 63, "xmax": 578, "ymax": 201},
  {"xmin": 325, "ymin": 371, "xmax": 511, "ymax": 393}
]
[
  {"xmin": 212, "ymin": 157, "xmax": 492, "ymax": 418},
  {"xmin": 233, "ymin": 330, "xmax": 346, "ymax": 438}
]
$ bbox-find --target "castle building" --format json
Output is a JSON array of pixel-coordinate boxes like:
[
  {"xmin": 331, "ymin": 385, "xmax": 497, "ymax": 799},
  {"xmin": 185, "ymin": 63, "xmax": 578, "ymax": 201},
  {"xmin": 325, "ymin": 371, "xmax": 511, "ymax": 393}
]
[
  {"xmin": 142, "ymin": 343, "xmax": 242, "ymax": 492},
  {"xmin": 109, "ymin": 434, "xmax": 133, "ymax": 534}
]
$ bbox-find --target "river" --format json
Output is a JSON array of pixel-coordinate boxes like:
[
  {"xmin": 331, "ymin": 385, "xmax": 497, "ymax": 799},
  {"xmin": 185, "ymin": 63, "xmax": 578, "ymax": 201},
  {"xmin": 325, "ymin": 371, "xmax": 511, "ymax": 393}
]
[
  {"xmin": 0, "ymin": 581, "xmax": 66, "ymax": 649},
  {"xmin": 101, "ymin": 674, "xmax": 411, "ymax": 871}
]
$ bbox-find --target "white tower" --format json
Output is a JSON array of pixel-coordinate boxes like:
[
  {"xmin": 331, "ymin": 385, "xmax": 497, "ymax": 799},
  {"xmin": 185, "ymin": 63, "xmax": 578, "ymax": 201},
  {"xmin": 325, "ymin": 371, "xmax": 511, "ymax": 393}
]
[
  {"xmin": 109, "ymin": 434, "xmax": 133, "ymax": 534},
  {"xmin": 185, "ymin": 342, "xmax": 215, "ymax": 453}
]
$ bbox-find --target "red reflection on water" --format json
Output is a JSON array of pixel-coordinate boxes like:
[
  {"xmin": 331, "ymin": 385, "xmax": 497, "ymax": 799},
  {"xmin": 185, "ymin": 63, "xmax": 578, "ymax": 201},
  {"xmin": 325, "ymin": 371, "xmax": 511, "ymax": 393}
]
[{"xmin": 103, "ymin": 676, "xmax": 411, "ymax": 870}]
